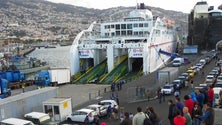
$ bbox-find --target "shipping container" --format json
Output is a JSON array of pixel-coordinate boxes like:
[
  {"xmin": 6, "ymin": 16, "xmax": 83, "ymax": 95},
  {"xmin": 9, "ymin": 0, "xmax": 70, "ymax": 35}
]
[{"xmin": 157, "ymin": 67, "xmax": 179, "ymax": 84}]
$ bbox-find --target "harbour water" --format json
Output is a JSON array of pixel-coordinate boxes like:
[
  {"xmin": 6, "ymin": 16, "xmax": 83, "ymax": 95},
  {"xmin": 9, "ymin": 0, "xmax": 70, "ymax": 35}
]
[{"xmin": 28, "ymin": 46, "xmax": 71, "ymax": 68}]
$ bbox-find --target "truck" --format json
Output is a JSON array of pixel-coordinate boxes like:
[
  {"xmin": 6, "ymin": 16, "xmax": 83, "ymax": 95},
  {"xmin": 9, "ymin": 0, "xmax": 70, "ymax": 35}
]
[
  {"xmin": 34, "ymin": 68, "xmax": 70, "ymax": 86},
  {"xmin": 157, "ymin": 67, "xmax": 179, "ymax": 84},
  {"xmin": 173, "ymin": 57, "xmax": 184, "ymax": 67},
  {"xmin": 0, "ymin": 78, "xmax": 11, "ymax": 99}
]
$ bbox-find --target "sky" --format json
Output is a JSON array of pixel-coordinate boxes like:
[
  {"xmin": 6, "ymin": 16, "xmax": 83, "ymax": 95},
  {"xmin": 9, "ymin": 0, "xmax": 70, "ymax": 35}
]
[{"xmin": 46, "ymin": 0, "xmax": 221, "ymax": 13}]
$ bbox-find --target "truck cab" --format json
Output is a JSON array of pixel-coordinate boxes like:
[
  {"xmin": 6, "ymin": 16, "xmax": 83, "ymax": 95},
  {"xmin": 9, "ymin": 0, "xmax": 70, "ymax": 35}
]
[{"xmin": 0, "ymin": 78, "xmax": 11, "ymax": 99}]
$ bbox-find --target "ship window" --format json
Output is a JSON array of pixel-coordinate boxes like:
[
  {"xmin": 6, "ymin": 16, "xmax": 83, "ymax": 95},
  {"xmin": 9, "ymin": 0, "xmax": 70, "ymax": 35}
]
[
  {"xmin": 144, "ymin": 23, "xmax": 148, "ymax": 27},
  {"xmin": 139, "ymin": 23, "xmax": 143, "ymax": 27},
  {"xmin": 144, "ymin": 31, "xmax": 150, "ymax": 35},
  {"xmin": 121, "ymin": 31, "xmax": 126, "ymax": 35},
  {"xmin": 111, "ymin": 25, "xmax": 115, "ymax": 28},
  {"xmin": 111, "ymin": 32, "xmax": 115, "ymax": 36},
  {"xmin": 116, "ymin": 24, "xmax": 120, "ymax": 30},
  {"xmin": 139, "ymin": 31, "xmax": 143, "ymax": 35},
  {"xmin": 116, "ymin": 31, "xmax": 120, "ymax": 36},
  {"xmin": 105, "ymin": 33, "xmax": 109, "ymax": 37},
  {"xmin": 127, "ymin": 30, "xmax": 132, "ymax": 35},
  {"xmin": 121, "ymin": 24, "xmax": 126, "ymax": 29},
  {"xmin": 127, "ymin": 24, "xmax": 132, "ymax": 29},
  {"xmin": 133, "ymin": 23, "xmax": 138, "ymax": 27},
  {"xmin": 134, "ymin": 32, "xmax": 138, "ymax": 35},
  {"xmin": 105, "ymin": 25, "xmax": 110, "ymax": 29}
]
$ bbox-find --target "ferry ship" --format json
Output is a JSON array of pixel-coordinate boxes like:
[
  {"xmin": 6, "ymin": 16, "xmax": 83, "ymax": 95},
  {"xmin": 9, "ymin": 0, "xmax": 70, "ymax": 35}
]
[{"xmin": 70, "ymin": 3, "xmax": 177, "ymax": 82}]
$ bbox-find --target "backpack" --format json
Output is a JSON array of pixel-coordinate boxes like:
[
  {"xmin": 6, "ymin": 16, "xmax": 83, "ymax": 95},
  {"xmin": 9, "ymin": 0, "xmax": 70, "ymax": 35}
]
[{"xmin": 143, "ymin": 113, "xmax": 152, "ymax": 125}]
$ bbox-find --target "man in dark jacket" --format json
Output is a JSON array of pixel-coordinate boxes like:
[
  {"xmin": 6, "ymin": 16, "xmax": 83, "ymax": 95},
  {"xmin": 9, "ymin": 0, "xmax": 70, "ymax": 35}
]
[
  {"xmin": 120, "ymin": 112, "xmax": 132, "ymax": 125},
  {"xmin": 168, "ymin": 99, "xmax": 176, "ymax": 125},
  {"xmin": 197, "ymin": 103, "xmax": 214, "ymax": 125}
]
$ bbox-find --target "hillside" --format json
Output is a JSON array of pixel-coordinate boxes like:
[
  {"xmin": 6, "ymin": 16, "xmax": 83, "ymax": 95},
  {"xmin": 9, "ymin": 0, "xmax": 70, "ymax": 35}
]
[{"xmin": 0, "ymin": 0, "xmax": 188, "ymax": 41}]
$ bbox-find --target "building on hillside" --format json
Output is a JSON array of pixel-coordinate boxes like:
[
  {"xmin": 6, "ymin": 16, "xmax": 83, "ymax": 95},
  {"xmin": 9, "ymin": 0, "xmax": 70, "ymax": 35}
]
[{"xmin": 188, "ymin": 1, "xmax": 222, "ymax": 51}]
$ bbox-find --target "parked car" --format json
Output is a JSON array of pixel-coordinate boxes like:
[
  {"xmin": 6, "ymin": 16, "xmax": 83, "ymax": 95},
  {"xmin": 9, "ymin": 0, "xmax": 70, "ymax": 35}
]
[
  {"xmin": 215, "ymin": 82, "xmax": 222, "ymax": 88},
  {"xmin": 0, "ymin": 118, "xmax": 34, "ymax": 125},
  {"xmin": 66, "ymin": 109, "xmax": 97, "ymax": 123},
  {"xmin": 216, "ymin": 75, "xmax": 222, "ymax": 83},
  {"xmin": 161, "ymin": 84, "xmax": 174, "ymax": 95},
  {"xmin": 205, "ymin": 75, "xmax": 215, "ymax": 83},
  {"xmin": 172, "ymin": 79, "xmax": 183, "ymax": 89},
  {"xmin": 181, "ymin": 72, "xmax": 190, "ymax": 80},
  {"xmin": 196, "ymin": 63, "xmax": 204, "ymax": 70},
  {"xmin": 211, "ymin": 69, "xmax": 219, "ymax": 76},
  {"xmin": 85, "ymin": 104, "xmax": 107, "ymax": 117},
  {"xmin": 200, "ymin": 59, "xmax": 206, "ymax": 65},
  {"xmin": 209, "ymin": 71, "xmax": 218, "ymax": 78},
  {"xmin": 24, "ymin": 112, "xmax": 51, "ymax": 125},
  {"xmin": 98, "ymin": 100, "xmax": 119, "ymax": 110}
]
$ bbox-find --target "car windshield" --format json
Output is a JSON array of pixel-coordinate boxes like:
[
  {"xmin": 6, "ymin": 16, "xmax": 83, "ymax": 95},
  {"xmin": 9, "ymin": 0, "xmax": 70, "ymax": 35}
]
[
  {"xmin": 215, "ymin": 84, "xmax": 222, "ymax": 88},
  {"xmin": 163, "ymin": 86, "xmax": 171, "ymax": 89},
  {"xmin": 218, "ymin": 76, "xmax": 222, "ymax": 80},
  {"xmin": 207, "ymin": 77, "xmax": 213, "ymax": 80}
]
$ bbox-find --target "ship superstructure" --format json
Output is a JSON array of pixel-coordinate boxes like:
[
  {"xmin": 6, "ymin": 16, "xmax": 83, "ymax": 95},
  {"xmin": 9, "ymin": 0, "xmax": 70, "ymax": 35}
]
[{"xmin": 70, "ymin": 3, "xmax": 177, "ymax": 83}]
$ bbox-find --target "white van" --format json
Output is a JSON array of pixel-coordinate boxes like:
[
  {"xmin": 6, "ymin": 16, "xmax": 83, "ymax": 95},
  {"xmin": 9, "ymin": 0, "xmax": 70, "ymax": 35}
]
[
  {"xmin": 173, "ymin": 58, "xmax": 184, "ymax": 67},
  {"xmin": 24, "ymin": 112, "xmax": 51, "ymax": 125},
  {"xmin": 213, "ymin": 87, "xmax": 222, "ymax": 106},
  {"xmin": 0, "ymin": 118, "xmax": 34, "ymax": 125}
]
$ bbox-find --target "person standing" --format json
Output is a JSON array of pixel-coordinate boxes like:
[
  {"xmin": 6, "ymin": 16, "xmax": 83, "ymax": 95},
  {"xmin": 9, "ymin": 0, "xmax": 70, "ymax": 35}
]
[
  {"xmin": 120, "ymin": 112, "xmax": 132, "ymax": 125},
  {"xmin": 190, "ymin": 79, "xmax": 194, "ymax": 89},
  {"xmin": 168, "ymin": 99, "xmax": 176, "ymax": 125},
  {"xmin": 147, "ymin": 107, "xmax": 160, "ymax": 125},
  {"xmin": 192, "ymin": 103, "xmax": 202, "ymax": 125},
  {"xmin": 146, "ymin": 89, "xmax": 151, "ymax": 102},
  {"xmin": 183, "ymin": 107, "xmax": 192, "ymax": 125},
  {"xmin": 196, "ymin": 90, "xmax": 205, "ymax": 109},
  {"xmin": 175, "ymin": 97, "xmax": 184, "ymax": 116},
  {"xmin": 197, "ymin": 103, "xmax": 215, "ymax": 125},
  {"xmin": 173, "ymin": 109, "xmax": 186, "ymax": 125},
  {"xmin": 132, "ymin": 107, "xmax": 146, "ymax": 125},
  {"xmin": 184, "ymin": 95, "xmax": 194, "ymax": 116},
  {"xmin": 158, "ymin": 87, "xmax": 162, "ymax": 104},
  {"xmin": 207, "ymin": 85, "xmax": 214, "ymax": 107}
]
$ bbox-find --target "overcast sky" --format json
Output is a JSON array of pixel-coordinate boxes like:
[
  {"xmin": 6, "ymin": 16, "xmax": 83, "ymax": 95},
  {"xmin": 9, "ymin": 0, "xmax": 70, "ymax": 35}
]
[{"xmin": 46, "ymin": 0, "xmax": 221, "ymax": 13}]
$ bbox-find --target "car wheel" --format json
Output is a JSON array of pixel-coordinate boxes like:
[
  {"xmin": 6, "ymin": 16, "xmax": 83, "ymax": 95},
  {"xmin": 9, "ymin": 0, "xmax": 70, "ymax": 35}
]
[{"xmin": 67, "ymin": 118, "xmax": 72, "ymax": 122}]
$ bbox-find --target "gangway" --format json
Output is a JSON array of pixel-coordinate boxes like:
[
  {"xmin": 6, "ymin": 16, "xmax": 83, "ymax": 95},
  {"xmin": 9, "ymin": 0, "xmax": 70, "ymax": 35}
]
[
  {"xmin": 159, "ymin": 49, "xmax": 189, "ymax": 62},
  {"xmin": 99, "ymin": 57, "xmax": 128, "ymax": 84},
  {"xmin": 73, "ymin": 59, "xmax": 107, "ymax": 84}
]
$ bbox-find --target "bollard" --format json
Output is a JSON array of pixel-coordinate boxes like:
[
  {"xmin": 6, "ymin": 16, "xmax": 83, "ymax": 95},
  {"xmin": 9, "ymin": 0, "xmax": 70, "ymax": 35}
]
[
  {"xmin": 98, "ymin": 90, "xmax": 100, "ymax": 96},
  {"xmin": 104, "ymin": 88, "xmax": 106, "ymax": 93},
  {"xmin": 89, "ymin": 93, "xmax": 91, "ymax": 100}
]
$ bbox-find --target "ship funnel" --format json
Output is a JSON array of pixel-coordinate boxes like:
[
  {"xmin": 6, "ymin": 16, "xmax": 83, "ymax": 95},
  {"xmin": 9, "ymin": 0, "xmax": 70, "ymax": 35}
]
[{"xmin": 138, "ymin": 3, "xmax": 145, "ymax": 9}]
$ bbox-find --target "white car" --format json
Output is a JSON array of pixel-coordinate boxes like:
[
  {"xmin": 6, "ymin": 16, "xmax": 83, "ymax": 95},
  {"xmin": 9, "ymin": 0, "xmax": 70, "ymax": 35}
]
[
  {"xmin": 98, "ymin": 100, "xmax": 119, "ymax": 110},
  {"xmin": 196, "ymin": 63, "xmax": 204, "ymax": 70},
  {"xmin": 205, "ymin": 75, "xmax": 215, "ymax": 83},
  {"xmin": 217, "ymin": 75, "xmax": 222, "ymax": 83},
  {"xmin": 199, "ymin": 59, "xmax": 206, "ymax": 65},
  {"xmin": 66, "ymin": 109, "xmax": 96, "ymax": 123},
  {"xmin": 161, "ymin": 84, "xmax": 174, "ymax": 95},
  {"xmin": 85, "ymin": 104, "xmax": 107, "ymax": 117}
]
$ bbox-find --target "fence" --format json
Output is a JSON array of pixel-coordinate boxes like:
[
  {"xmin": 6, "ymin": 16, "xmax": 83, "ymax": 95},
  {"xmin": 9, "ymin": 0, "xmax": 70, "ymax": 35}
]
[{"xmin": 88, "ymin": 85, "xmax": 112, "ymax": 100}]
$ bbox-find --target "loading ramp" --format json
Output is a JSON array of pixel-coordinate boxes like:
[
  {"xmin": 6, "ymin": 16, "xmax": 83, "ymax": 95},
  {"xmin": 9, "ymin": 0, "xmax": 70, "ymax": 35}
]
[{"xmin": 73, "ymin": 59, "xmax": 107, "ymax": 84}]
